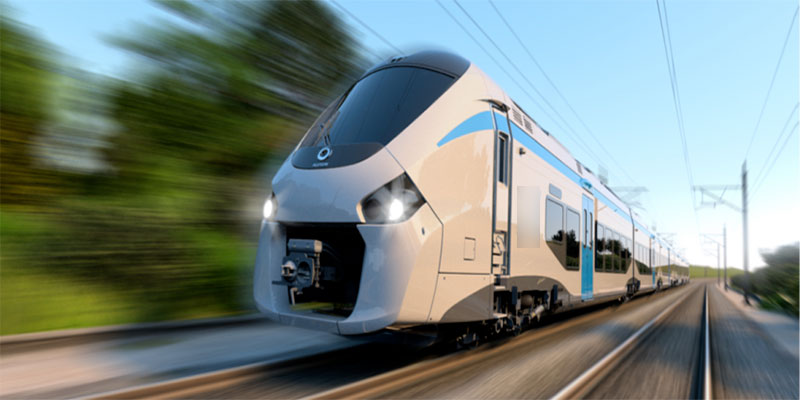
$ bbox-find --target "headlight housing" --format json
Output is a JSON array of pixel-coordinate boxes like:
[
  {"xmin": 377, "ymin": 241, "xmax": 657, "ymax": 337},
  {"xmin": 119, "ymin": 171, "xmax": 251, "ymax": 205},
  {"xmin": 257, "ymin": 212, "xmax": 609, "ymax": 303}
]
[
  {"xmin": 360, "ymin": 174, "xmax": 425, "ymax": 224},
  {"xmin": 263, "ymin": 193, "xmax": 277, "ymax": 220}
]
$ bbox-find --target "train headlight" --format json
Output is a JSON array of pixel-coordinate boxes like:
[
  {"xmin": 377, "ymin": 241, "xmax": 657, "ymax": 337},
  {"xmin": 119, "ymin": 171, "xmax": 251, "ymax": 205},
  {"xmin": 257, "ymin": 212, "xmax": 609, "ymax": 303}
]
[
  {"xmin": 262, "ymin": 193, "xmax": 277, "ymax": 220},
  {"xmin": 387, "ymin": 199, "xmax": 404, "ymax": 221},
  {"xmin": 361, "ymin": 174, "xmax": 425, "ymax": 224}
]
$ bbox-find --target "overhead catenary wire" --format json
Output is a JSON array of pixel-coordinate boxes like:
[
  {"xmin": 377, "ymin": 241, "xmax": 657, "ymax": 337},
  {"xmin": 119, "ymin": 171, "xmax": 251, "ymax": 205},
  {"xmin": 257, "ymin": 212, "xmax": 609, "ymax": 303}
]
[
  {"xmin": 749, "ymin": 102, "xmax": 799, "ymax": 192},
  {"xmin": 329, "ymin": 0, "xmax": 403, "ymax": 55},
  {"xmin": 432, "ymin": 0, "xmax": 555, "ymax": 127},
  {"xmin": 449, "ymin": 0, "xmax": 609, "ymax": 174},
  {"xmin": 656, "ymin": 0, "xmax": 695, "ymax": 207},
  {"xmin": 655, "ymin": 0, "xmax": 701, "ymax": 254},
  {"xmin": 748, "ymin": 122, "xmax": 799, "ymax": 201},
  {"xmin": 488, "ymin": 0, "xmax": 642, "ymax": 188},
  {"xmin": 434, "ymin": 0, "xmax": 605, "ymax": 164},
  {"xmin": 742, "ymin": 6, "xmax": 799, "ymax": 162}
]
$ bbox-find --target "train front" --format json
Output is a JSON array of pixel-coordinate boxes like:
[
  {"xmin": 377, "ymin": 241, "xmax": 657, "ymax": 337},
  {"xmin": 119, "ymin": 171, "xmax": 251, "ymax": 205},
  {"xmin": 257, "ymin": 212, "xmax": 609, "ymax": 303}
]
[{"xmin": 253, "ymin": 52, "xmax": 471, "ymax": 335}]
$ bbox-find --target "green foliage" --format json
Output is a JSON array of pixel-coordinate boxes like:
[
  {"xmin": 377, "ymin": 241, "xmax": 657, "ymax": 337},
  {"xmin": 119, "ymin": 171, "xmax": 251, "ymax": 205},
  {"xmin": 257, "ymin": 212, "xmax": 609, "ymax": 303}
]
[
  {"xmin": 0, "ymin": 1, "xmax": 365, "ymax": 333},
  {"xmin": 0, "ymin": 13, "xmax": 62, "ymax": 206},
  {"xmin": 689, "ymin": 265, "xmax": 744, "ymax": 279},
  {"xmin": 731, "ymin": 243, "xmax": 799, "ymax": 316}
]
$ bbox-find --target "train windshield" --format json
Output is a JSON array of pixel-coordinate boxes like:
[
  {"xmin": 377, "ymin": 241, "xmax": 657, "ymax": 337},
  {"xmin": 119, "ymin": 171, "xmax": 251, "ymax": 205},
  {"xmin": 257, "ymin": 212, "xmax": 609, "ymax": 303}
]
[{"xmin": 300, "ymin": 67, "xmax": 454, "ymax": 148}]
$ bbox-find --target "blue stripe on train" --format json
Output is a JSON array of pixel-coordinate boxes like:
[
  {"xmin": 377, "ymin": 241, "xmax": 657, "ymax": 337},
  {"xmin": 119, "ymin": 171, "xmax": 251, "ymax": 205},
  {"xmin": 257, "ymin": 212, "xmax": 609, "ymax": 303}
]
[
  {"xmin": 438, "ymin": 111, "xmax": 633, "ymax": 223},
  {"xmin": 436, "ymin": 111, "xmax": 495, "ymax": 147}
]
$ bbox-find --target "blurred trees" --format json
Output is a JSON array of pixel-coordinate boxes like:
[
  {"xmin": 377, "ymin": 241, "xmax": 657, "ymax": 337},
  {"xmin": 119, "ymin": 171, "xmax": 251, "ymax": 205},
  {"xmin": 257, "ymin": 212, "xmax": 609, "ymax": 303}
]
[
  {"xmin": 0, "ymin": 15, "xmax": 60, "ymax": 206},
  {"xmin": 732, "ymin": 243, "xmax": 799, "ymax": 316},
  {"xmin": 1, "ymin": 1, "xmax": 367, "ymax": 333}
]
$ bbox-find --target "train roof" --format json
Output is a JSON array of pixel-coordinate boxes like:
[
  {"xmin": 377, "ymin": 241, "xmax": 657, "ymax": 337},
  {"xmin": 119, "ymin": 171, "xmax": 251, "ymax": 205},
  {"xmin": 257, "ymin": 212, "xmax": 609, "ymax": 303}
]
[
  {"xmin": 466, "ymin": 55, "xmax": 686, "ymax": 262},
  {"xmin": 365, "ymin": 50, "xmax": 687, "ymax": 263},
  {"xmin": 361, "ymin": 51, "xmax": 471, "ymax": 80}
]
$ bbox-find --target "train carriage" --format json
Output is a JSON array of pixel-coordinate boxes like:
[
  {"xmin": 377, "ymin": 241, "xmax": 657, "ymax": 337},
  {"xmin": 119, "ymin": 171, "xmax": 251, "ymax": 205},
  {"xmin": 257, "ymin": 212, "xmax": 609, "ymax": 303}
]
[{"xmin": 253, "ymin": 51, "xmax": 687, "ymax": 337}]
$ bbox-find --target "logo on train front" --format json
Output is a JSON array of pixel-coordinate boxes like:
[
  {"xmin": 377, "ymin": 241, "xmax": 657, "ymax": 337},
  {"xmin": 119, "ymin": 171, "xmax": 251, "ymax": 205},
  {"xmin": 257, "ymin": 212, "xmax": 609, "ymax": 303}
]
[{"xmin": 317, "ymin": 146, "xmax": 332, "ymax": 161}]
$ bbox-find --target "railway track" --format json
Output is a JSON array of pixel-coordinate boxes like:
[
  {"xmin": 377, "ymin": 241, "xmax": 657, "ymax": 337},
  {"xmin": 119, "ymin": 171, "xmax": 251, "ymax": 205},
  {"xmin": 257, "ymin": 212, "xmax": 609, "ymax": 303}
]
[
  {"xmin": 308, "ymin": 283, "xmax": 703, "ymax": 400},
  {"xmin": 15, "ymin": 281, "xmax": 798, "ymax": 399},
  {"xmin": 85, "ymin": 287, "xmax": 686, "ymax": 399},
  {"xmin": 551, "ymin": 284, "xmax": 711, "ymax": 399},
  {"xmin": 0, "ymin": 314, "xmax": 269, "ymax": 356}
]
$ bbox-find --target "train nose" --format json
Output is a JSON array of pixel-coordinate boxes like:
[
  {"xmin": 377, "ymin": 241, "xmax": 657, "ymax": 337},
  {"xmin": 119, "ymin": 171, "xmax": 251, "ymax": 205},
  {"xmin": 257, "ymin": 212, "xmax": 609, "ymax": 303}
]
[
  {"xmin": 254, "ymin": 147, "xmax": 443, "ymax": 335},
  {"xmin": 270, "ymin": 147, "xmax": 406, "ymax": 223}
]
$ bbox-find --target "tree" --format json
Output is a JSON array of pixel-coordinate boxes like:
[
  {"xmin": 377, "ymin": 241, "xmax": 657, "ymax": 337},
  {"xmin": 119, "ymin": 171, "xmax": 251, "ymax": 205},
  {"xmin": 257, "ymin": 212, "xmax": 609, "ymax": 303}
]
[
  {"xmin": 0, "ymin": 13, "xmax": 60, "ymax": 206},
  {"xmin": 732, "ymin": 243, "xmax": 799, "ymax": 316}
]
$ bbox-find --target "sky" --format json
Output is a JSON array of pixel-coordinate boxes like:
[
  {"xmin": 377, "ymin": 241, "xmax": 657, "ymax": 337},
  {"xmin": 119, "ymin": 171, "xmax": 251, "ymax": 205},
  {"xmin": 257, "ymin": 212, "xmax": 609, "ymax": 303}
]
[{"xmin": 7, "ymin": 0, "xmax": 799, "ymax": 270}]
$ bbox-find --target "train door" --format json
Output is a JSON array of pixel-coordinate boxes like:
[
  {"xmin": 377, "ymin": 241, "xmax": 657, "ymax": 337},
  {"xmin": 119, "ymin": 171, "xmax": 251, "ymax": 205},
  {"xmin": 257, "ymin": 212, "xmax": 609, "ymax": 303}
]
[
  {"xmin": 581, "ymin": 195, "xmax": 594, "ymax": 300},
  {"xmin": 491, "ymin": 108, "xmax": 512, "ymax": 276}
]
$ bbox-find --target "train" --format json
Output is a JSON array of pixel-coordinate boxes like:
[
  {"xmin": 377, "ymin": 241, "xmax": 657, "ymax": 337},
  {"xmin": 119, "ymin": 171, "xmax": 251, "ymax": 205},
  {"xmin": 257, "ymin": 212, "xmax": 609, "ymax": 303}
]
[{"xmin": 253, "ymin": 51, "xmax": 689, "ymax": 340}]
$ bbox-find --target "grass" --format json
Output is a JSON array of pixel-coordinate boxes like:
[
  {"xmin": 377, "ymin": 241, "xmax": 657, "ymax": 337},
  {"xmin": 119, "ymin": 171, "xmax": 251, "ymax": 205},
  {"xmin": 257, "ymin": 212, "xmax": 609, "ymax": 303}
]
[
  {"xmin": 689, "ymin": 264, "xmax": 744, "ymax": 279},
  {"xmin": 0, "ymin": 210, "xmax": 254, "ymax": 335},
  {"xmin": 0, "ymin": 212, "xmax": 140, "ymax": 334}
]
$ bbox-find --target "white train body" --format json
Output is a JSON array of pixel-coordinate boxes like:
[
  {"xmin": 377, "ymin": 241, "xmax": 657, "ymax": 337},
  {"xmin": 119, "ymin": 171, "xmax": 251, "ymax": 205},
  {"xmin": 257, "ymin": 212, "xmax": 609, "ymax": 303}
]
[{"xmin": 254, "ymin": 51, "xmax": 687, "ymax": 336}]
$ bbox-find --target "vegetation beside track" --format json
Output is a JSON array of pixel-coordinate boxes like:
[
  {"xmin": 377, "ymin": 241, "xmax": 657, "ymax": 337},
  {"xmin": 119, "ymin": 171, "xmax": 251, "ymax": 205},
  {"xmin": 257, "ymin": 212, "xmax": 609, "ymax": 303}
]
[
  {"xmin": 731, "ymin": 243, "xmax": 799, "ymax": 317},
  {"xmin": 0, "ymin": 1, "xmax": 367, "ymax": 334},
  {"xmin": 689, "ymin": 265, "xmax": 744, "ymax": 279}
]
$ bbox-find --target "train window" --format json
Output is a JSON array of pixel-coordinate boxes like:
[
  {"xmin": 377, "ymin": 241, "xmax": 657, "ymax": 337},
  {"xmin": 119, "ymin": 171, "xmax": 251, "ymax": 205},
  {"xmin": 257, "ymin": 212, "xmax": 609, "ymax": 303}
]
[
  {"xmin": 545, "ymin": 198, "xmax": 564, "ymax": 244},
  {"xmin": 605, "ymin": 231, "xmax": 612, "ymax": 272},
  {"xmin": 497, "ymin": 133, "xmax": 508, "ymax": 184},
  {"xmin": 612, "ymin": 232, "xmax": 621, "ymax": 272},
  {"xmin": 595, "ymin": 224, "xmax": 604, "ymax": 272},
  {"xmin": 566, "ymin": 209, "xmax": 580, "ymax": 269},
  {"xmin": 623, "ymin": 238, "xmax": 631, "ymax": 273},
  {"xmin": 299, "ymin": 67, "xmax": 454, "ymax": 148}
]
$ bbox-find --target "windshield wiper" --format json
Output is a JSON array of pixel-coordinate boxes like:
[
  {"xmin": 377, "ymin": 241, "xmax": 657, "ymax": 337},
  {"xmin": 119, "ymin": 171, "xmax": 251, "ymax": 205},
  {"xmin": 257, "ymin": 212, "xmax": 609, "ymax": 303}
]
[{"xmin": 319, "ymin": 110, "xmax": 340, "ymax": 147}]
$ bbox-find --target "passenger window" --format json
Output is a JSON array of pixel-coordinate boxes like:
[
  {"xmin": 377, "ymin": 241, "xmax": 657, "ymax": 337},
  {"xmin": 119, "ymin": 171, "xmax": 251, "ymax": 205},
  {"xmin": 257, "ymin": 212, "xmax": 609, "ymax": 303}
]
[
  {"xmin": 595, "ymin": 224, "xmax": 604, "ymax": 272},
  {"xmin": 545, "ymin": 198, "xmax": 563, "ymax": 243},
  {"xmin": 614, "ymin": 232, "xmax": 620, "ymax": 272},
  {"xmin": 566, "ymin": 209, "xmax": 580, "ymax": 269}
]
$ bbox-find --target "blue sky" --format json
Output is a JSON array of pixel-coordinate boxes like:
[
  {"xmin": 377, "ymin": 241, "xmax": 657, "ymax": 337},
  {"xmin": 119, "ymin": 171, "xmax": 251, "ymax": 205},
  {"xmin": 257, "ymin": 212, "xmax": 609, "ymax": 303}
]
[{"xmin": 7, "ymin": 0, "xmax": 799, "ymax": 270}]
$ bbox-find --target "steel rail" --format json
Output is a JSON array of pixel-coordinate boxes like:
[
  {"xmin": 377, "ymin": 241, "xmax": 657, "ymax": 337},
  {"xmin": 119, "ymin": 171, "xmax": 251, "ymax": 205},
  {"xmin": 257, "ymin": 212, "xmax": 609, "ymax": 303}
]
[
  {"xmin": 307, "ymin": 286, "xmax": 689, "ymax": 400},
  {"xmin": 703, "ymin": 285, "xmax": 712, "ymax": 400},
  {"xmin": 0, "ymin": 314, "xmax": 267, "ymax": 347},
  {"xmin": 81, "ymin": 344, "xmax": 367, "ymax": 400},
  {"xmin": 550, "ymin": 284, "xmax": 700, "ymax": 400}
]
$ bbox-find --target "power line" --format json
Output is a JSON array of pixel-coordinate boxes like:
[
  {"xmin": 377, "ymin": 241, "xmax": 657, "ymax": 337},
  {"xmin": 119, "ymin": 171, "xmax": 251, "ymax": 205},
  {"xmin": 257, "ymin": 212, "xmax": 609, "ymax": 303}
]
[
  {"xmin": 432, "ymin": 1, "xmax": 553, "ymax": 124},
  {"xmin": 748, "ymin": 122, "xmax": 799, "ymax": 201},
  {"xmin": 434, "ymin": 0, "xmax": 603, "ymax": 166},
  {"xmin": 749, "ymin": 102, "xmax": 799, "ymax": 191},
  {"xmin": 655, "ymin": 0, "xmax": 703, "ymax": 255},
  {"xmin": 329, "ymin": 0, "xmax": 403, "ymax": 55},
  {"xmin": 742, "ymin": 6, "xmax": 799, "ymax": 161},
  {"xmin": 450, "ymin": 0, "xmax": 609, "ymax": 173},
  {"xmin": 488, "ymin": 0, "xmax": 641, "ymax": 188},
  {"xmin": 656, "ymin": 0, "xmax": 696, "ymax": 209}
]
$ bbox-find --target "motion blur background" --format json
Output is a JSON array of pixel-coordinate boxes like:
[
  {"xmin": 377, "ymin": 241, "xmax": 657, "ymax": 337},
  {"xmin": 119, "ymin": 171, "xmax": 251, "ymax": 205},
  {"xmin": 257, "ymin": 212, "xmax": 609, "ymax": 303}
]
[
  {"xmin": 1, "ymin": 0, "xmax": 376, "ymax": 334},
  {"xmin": 1, "ymin": 0, "xmax": 797, "ymax": 335}
]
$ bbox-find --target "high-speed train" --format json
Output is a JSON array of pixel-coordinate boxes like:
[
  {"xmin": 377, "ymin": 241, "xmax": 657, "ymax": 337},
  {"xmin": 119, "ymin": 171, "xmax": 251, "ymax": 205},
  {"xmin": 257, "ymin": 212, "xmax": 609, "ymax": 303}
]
[{"xmin": 254, "ymin": 51, "xmax": 688, "ymax": 339}]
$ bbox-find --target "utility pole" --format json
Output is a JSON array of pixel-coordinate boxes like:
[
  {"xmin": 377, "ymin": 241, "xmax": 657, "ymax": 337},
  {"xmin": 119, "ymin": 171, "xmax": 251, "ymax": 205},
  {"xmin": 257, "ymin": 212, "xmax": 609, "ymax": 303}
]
[
  {"xmin": 717, "ymin": 242, "xmax": 720, "ymax": 285},
  {"xmin": 692, "ymin": 182, "xmax": 745, "ymax": 297},
  {"xmin": 723, "ymin": 224, "xmax": 728, "ymax": 291},
  {"xmin": 741, "ymin": 162, "xmax": 751, "ymax": 305}
]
